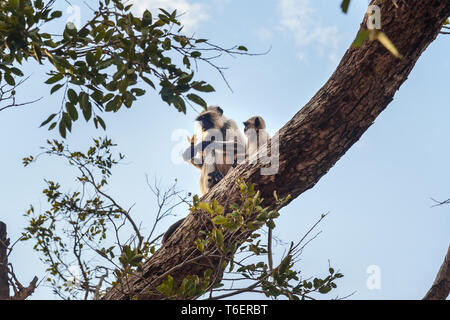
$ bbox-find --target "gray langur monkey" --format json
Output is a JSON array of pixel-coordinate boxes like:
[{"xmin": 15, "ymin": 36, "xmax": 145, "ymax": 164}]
[
  {"xmin": 162, "ymin": 106, "xmax": 245, "ymax": 244},
  {"xmin": 243, "ymin": 116, "xmax": 273, "ymax": 270},
  {"xmin": 183, "ymin": 106, "xmax": 246, "ymax": 195},
  {"xmin": 243, "ymin": 116, "xmax": 270, "ymax": 163}
]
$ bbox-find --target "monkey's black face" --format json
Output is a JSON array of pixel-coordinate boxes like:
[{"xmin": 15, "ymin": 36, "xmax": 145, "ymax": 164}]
[
  {"xmin": 196, "ymin": 113, "xmax": 215, "ymax": 131},
  {"xmin": 254, "ymin": 117, "xmax": 261, "ymax": 128}
]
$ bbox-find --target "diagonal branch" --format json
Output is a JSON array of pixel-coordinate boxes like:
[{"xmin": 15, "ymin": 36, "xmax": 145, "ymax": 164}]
[
  {"xmin": 0, "ymin": 222, "xmax": 9, "ymax": 300},
  {"xmin": 423, "ymin": 246, "xmax": 450, "ymax": 300}
]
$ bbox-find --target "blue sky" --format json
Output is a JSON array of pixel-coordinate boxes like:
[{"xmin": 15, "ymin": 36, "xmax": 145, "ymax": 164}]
[{"xmin": 0, "ymin": 0, "xmax": 449, "ymax": 299}]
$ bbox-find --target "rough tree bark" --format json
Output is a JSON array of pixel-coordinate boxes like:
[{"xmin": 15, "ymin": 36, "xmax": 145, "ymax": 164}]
[
  {"xmin": 0, "ymin": 221, "xmax": 10, "ymax": 299},
  {"xmin": 0, "ymin": 222, "xmax": 38, "ymax": 300},
  {"xmin": 103, "ymin": 1, "xmax": 450, "ymax": 299},
  {"xmin": 423, "ymin": 246, "xmax": 450, "ymax": 300}
]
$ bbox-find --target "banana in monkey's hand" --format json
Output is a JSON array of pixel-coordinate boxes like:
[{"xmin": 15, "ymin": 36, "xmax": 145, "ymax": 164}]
[
  {"xmin": 182, "ymin": 134, "xmax": 198, "ymax": 162},
  {"xmin": 187, "ymin": 134, "xmax": 197, "ymax": 145}
]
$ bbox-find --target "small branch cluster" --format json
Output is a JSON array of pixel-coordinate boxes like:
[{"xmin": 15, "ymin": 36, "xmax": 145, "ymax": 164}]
[
  {"xmin": 0, "ymin": 221, "xmax": 38, "ymax": 300},
  {"xmin": 154, "ymin": 182, "xmax": 345, "ymax": 300},
  {"xmin": 0, "ymin": 76, "xmax": 42, "ymax": 112},
  {"xmin": 21, "ymin": 137, "xmax": 190, "ymax": 299},
  {"xmin": 7, "ymin": 264, "xmax": 38, "ymax": 300}
]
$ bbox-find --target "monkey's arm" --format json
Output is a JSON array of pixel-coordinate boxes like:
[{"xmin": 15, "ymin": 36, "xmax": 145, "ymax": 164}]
[
  {"xmin": 182, "ymin": 141, "xmax": 211, "ymax": 169},
  {"xmin": 209, "ymin": 141, "xmax": 247, "ymax": 160}
]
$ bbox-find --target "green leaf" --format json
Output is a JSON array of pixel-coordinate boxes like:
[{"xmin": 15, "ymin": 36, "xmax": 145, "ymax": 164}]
[
  {"xmin": 141, "ymin": 76, "xmax": 155, "ymax": 89},
  {"xmin": 79, "ymin": 92, "xmax": 89, "ymax": 109},
  {"xmin": 82, "ymin": 103, "xmax": 92, "ymax": 122},
  {"xmin": 10, "ymin": 0, "xmax": 19, "ymax": 9},
  {"xmin": 156, "ymin": 275, "xmax": 174, "ymax": 296},
  {"xmin": 86, "ymin": 52, "xmax": 96, "ymax": 66},
  {"xmin": 131, "ymin": 88, "xmax": 146, "ymax": 96},
  {"xmin": 237, "ymin": 45, "xmax": 248, "ymax": 51},
  {"xmin": 62, "ymin": 112, "xmax": 72, "ymax": 132},
  {"xmin": 352, "ymin": 30, "xmax": 370, "ymax": 47},
  {"xmin": 40, "ymin": 113, "xmax": 57, "ymax": 128},
  {"xmin": 51, "ymin": 10, "xmax": 63, "ymax": 18},
  {"xmin": 182, "ymin": 56, "xmax": 191, "ymax": 69},
  {"xmin": 319, "ymin": 285, "xmax": 332, "ymax": 294},
  {"xmin": 96, "ymin": 116, "xmax": 106, "ymax": 130},
  {"xmin": 341, "ymin": 0, "xmax": 351, "ymax": 13},
  {"xmin": 192, "ymin": 81, "xmax": 215, "ymax": 93},
  {"xmin": 9, "ymin": 67, "xmax": 24, "ymax": 77},
  {"xmin": 50, "ymin": 84, "xmax": 64, "ymax": 94},
  {"xmin": 102, "ymin": 93, "xmax": 115, "ymax": 103},
  {"xmin": 66, "ymin": 103, "xmax": 79, "ymax": 121},
  {"xmin": 48, "ymin": 122, "xmax": 57, "ymax": 131},
  {"xmin": 211, "ymin": 216, "xmax": 227, "ymax": 225},
  {"xmin": 190, "ymin": 51, "xmax": 201, "ymax": 58},
  {"xmin": 45, "ymin": 73, "xmax": 64, "ymax": 84},
  {"xmin": 172, "ymin": 96, "xmax": 186, "ymax": 113},
  {"xmin": 67, "ymin": 89, "xmax": 78, "ymax": 104},
  {"xmin": 4, "ymin": 73, "xmax": 15, "ymax": 86},
  {"xmin": 59, "ymin": 120, "xmax": 67, "ymax": 138},
  {"xmin": 142, "ymin": 10, "xmax": 152, "ymax": 26},
  {"xmin": 187, "ymin": 93, "xmax": 207, "ymax": 108},
  {"xmin": 215, "ymin": 229, "xmax": 224, "ymax": 251},
  {"xmin": 105, "ymin": 99, "xmax": 116, "ymax": 112},
  {"xmin": 35, "ymin": 0, "xmax": 44, "ymax": 9}
]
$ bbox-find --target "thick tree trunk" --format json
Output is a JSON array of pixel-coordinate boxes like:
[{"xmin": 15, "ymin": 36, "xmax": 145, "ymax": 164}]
[
  {"xmin": 423, "ymin": 246, "xmax": 450, "ymax": 300},
  {"xmin": 103, "ymin": 1, "xmax": 450, "ymax": 299},
  {"xmin": 0, "ymin": 221, "xmax": 10, "ymax": 299}
]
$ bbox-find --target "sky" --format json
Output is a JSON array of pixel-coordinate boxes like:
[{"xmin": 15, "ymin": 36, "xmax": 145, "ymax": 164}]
[{"xmin": 0, "ymin": 0, "xmax": 449, "ymax": 300}]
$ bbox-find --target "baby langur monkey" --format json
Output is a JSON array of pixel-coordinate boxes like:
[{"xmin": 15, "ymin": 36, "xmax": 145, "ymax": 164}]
[
  {"xmin": 244, "ymin": 116, "xmax": 274, "ymax": 271},
  {"xmin": 243, "ymin": 116, "xmax": 270, "ymax": 163}
]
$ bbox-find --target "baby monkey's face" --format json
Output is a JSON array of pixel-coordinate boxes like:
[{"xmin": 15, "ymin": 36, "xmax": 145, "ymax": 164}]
[{"xmin": 243, "ymin": 116, "xmax": 265, "ymax": 133}]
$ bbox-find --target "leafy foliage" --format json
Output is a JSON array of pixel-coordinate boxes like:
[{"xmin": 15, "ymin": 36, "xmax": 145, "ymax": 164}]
[
  {"xmin": 156, "ymin": 181, "xmax": 344, "ymax": 300},
  {"xmin": 340, "ymin": 0, "xmax": 351, "ymax": 14},
  {"xmin": 22, "ymin": 138, "xmax": 189, "ymax": 299},
  {"xmin": 0, "ymin": 0, "xmax": 250, "ymax": 137}
]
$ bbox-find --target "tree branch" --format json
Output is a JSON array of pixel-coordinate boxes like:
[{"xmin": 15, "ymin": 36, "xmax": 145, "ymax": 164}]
[
  {"xmin": 423, "ymin": 246, "xmax": 450, "ymax": 300},
  {"xmin": 0, "ymin": 222, "xmax": 9, "ymax": 300}
]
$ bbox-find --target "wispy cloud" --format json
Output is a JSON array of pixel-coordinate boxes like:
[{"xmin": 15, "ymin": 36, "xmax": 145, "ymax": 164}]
[
  {"xmin": 255, "ymin": 26, "xmax": 274, "ymax": 42},
  {"xmin": 278, "ymin": 0, "xmax": 340, "ymax": 63},
  {"xmin": 129, "ymin": 0, "xmax": 209, "ymax": 30}
]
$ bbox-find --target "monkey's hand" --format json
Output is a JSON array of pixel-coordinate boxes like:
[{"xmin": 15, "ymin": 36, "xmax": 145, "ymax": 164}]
[
  {"xmin": 183, "ymin": 140, "xmax": 215, "ymax": 161},
  {"xmin": 182, "ymin": 134, "xmax": 199, "ymax": 161},
  {"xmin": 207, "ymin": 170, "xmax": 223, "ymax": 188},
  {"xmin": 182, "ymin": 144, "xmax": 194, "ymax": 160}
]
